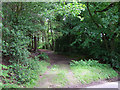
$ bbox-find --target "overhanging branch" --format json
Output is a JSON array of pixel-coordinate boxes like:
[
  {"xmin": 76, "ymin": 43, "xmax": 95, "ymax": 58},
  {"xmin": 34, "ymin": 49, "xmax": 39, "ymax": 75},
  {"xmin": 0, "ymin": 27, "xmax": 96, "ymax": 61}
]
[
  {"xmin": 94, "ymin": 3, "xmax": 115, "ymax": 13},
  {"xmin": 86, "ymin": 2, "xmax": 100, "ymax": 28}
]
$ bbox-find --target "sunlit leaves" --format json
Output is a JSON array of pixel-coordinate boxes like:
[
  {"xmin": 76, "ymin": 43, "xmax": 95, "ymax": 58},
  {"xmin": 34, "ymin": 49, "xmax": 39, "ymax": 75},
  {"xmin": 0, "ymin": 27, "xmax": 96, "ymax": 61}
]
[{"xmin": 55, "ymin": 2, "xmax": 86, "ymax": 18}]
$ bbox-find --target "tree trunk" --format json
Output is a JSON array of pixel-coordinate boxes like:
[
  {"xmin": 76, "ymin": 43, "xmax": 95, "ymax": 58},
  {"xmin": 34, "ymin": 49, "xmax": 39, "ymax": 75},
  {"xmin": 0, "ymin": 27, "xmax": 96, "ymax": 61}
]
[
  {"xmin": 45, "ymin": 31, "xmax": 48, "ymax": 49},
  {"xmin": 50, "ymin": 21, "xmax": 54, "ymax": 50},
  {"xmin": 32, "ymin": 35, "xmax": 34, "ymax": 49},
  {"xmin": 68, "ymin": 33, "xmax": 72, "ymax": 53},
  {"xmin": 34, "ymin": 35, "xmax": 37, "ymax": 52},
  {"xmin": 38, "ymin": 35, "xmax": 39, "ymax": 48},
  {"xmin": 47, "ymin": 20, "xmax": 50, "ymax": 49},
  {"xmin": 101, "ymin": 33, "xmax": 109, "ymax": 52},
  {"xmin": 42, "ymin": 32, "xmax": 45, "ymax": 49}
]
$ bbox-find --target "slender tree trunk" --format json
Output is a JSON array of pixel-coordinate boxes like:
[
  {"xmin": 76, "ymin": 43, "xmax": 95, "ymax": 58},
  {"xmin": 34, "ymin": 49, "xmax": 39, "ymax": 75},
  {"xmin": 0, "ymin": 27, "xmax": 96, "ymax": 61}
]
[
  {"xmin": 42, "ymin": 32, "xmax": 45, "ymax": 49},
  {"xmin": 50, "ymin": 21, "xmax": 54, "ymax": 50},
  {"xmin": 101, "ymin": 33, "xmax": 109, "ymax": 52},
  {"xmin": 28, "ymin": 34, "xmax": 31, "ymax": 49},
  {"xmin": 32, "ymin": 35, "xmax": 34, "ymax": 49},
  {"xmin": 34, "ymin": 35, "xmax": 37, "ymax": 52},
  {"xmin": 38, "ymin": 35, "xmax": 39, "ymax": 48},
  {"xmin": 44, "ymin": 31, "xmax": 48, "ymax": 49},
  {"xmin": 47, "ymin": 20, "xmax": 50, "ymax": 49},
  {"xmin": 69, "ymin": 33, "xmax": 72, "ymax": 53}
]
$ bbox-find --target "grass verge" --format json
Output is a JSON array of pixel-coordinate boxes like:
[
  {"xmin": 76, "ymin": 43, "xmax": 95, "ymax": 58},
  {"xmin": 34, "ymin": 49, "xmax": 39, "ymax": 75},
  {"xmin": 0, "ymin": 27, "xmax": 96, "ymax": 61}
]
[{"xmin": 70, "ymin": 59, "xmax": 118, "ymax": 84}]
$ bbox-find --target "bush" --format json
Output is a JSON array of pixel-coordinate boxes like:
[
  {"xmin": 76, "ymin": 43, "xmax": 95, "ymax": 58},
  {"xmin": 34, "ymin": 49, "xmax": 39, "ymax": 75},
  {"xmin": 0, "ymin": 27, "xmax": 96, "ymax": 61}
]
[
  {"xmin": 38, "ymin": 52, "xmax": 50, "ymax": 61},
  {"xmin": 1, "ymin": 64, "xmax": 20, "ymax": 88},
  {"xmin": 1, "ymin": 56, "xmax": 50, "ymax": 88},
  {"xmin": 90, "ymin": 46, "xmax": 120, "ymax": 69}
]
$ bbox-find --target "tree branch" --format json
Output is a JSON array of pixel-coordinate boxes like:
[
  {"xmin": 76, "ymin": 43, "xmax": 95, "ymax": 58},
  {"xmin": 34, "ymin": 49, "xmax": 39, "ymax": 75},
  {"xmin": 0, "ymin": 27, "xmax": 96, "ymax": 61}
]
[
  {"xmin": 94, "ymin": 3, "xmax": 115, "ymax": 13},
  {"xmin": 86, "ymin": 2, "xmax": 100, "ymax": 28}
]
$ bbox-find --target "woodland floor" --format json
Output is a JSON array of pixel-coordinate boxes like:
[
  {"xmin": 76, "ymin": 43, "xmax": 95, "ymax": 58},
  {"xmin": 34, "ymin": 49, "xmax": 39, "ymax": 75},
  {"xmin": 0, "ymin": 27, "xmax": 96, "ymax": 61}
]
[{"xmin": 34, "ymin": 49, "xmax": 119, "ymax": 88}]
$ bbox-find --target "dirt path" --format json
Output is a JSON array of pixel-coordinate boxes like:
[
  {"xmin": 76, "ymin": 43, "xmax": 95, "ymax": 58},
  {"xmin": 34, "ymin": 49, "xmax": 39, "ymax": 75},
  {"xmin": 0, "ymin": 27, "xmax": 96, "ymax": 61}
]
[
  {"xmin": 34, "ymin": 49, "xmax": 79, "ymax": 88},
  {"xmin": 34, "ymin": 49, "xmax": 118, "ymax": 88},
  {"xmin": 38, "ymin": 49, "xmax": 72, "ymax": 64}
]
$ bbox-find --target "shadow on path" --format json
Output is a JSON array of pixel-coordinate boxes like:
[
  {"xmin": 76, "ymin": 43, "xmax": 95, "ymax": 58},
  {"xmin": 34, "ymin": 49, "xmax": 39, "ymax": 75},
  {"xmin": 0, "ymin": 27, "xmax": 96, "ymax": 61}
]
[{"xmin": 39, "ymin": 49, "xmax": 75, "ymax": 65}]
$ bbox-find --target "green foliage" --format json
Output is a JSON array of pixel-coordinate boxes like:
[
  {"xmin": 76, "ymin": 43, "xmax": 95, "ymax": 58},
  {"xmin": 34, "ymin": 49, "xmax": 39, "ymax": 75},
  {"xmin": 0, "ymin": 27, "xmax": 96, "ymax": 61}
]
[
  {"xmin": 2, "ymin": 2, "xmax": 53, "ymax": 88},
  {"xmin": 38, "ymin": 52, "xmax": 50, "ymax": 61},
  {"xmin": 25, "ymin": 60, "xmax": 50, "ymax": 88},
  {"xmin": 55, "ymin": 2, "xmax": 86, "ymax": 17},
  {"xmin": 70, "ymin": 59, "xmax": 118, "ymax": 84},
  {"xmin": 70, "ymin": 59, "xmax": 110, "ymax": 67},
  {"xmin": 2, "ymin": 2, "xmax": 120, "ymax": 88},
  {"xmin": 1, "ymin": 58, "xmax": 50, "ymax": 88},
  {"xmin": 53, "ymin": 2, "xmax": 120, "ymax": 70},
  {"xmin": 2, "ymin": 3, "xmax": 33, "ymax": 63},
  {"xmin": 90, "ymin": 46, "xmax": 120, "ymax": 69},
  {"xmin": 1, "ymin": 64, "xmax": 20, "ymax": 88}
]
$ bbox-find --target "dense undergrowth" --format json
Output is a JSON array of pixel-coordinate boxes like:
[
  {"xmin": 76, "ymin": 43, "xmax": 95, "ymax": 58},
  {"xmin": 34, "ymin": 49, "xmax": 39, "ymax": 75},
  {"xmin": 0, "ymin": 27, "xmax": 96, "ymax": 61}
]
[{"xmin": 1, "ymin": 55, "xmax": 50, "ymax": 88}]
